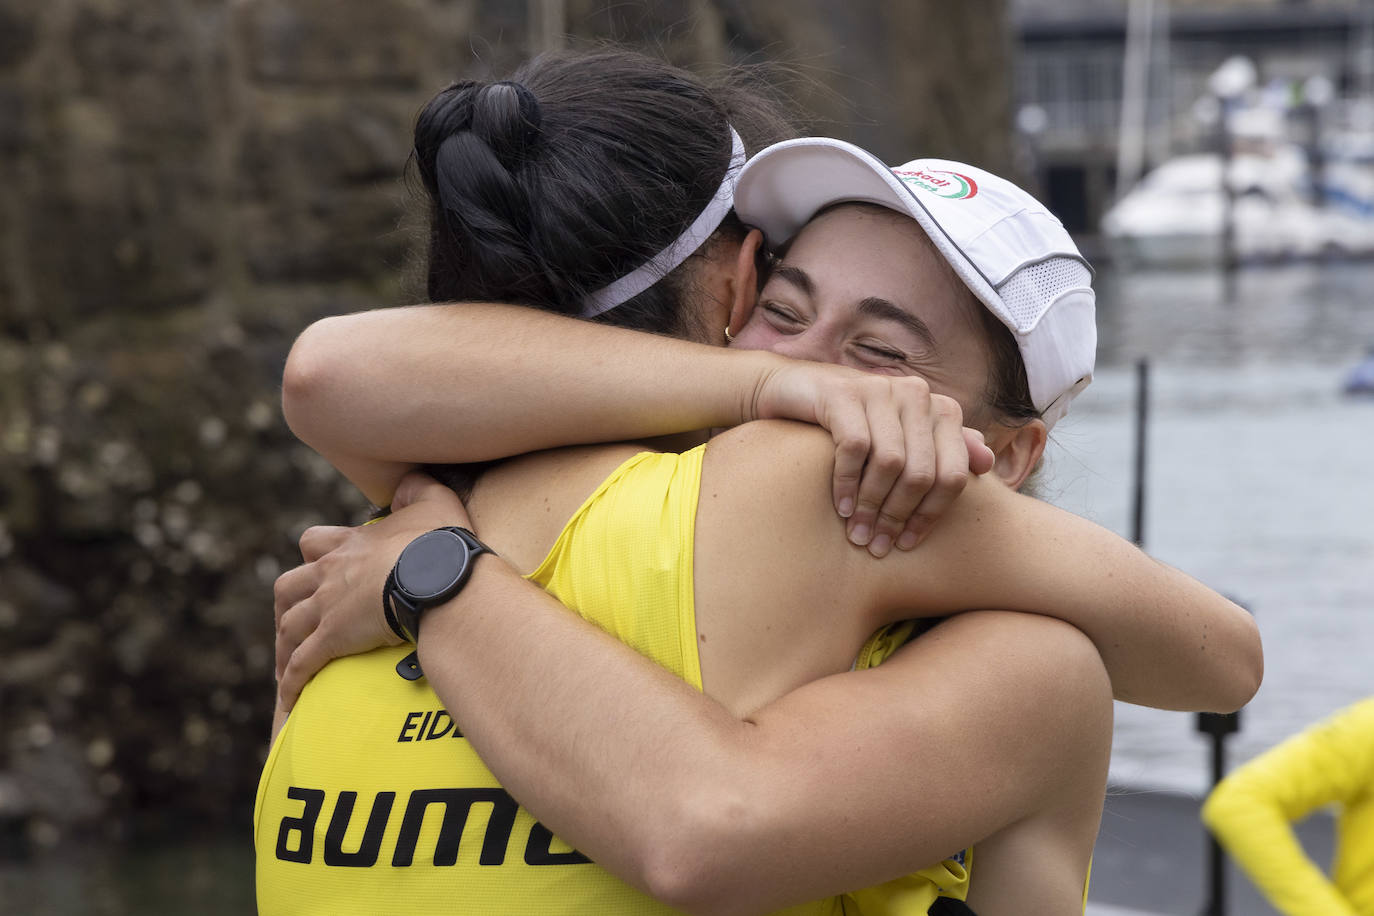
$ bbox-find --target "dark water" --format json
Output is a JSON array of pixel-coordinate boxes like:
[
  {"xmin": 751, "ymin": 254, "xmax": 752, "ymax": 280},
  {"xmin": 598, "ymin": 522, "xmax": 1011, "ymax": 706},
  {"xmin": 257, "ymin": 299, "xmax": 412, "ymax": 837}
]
[
  {"xmin": 1044, "ymin": 260, "xmax": 1374, "ymax": 795},
  {"xmin": 6, "ymin": 260, "xmax": 1372, "ymax": 913},
  {"xmin": 0, "ymin": 835, "xmax": 252, "ymax": 915}
]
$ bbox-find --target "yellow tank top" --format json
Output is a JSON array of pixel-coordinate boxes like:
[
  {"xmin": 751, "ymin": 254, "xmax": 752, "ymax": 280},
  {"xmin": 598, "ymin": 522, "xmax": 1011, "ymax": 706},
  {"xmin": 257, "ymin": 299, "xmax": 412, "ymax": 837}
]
[{"xmin": 255, "ymin": 447, "xmax": 968, "ymax": 914}]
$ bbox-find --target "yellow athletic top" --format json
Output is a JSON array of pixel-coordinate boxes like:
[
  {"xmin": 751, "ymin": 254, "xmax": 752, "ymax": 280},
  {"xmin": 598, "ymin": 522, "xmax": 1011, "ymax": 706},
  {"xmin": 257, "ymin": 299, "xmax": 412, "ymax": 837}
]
[
  {"xmin": 255, "ymin": 447, "xmax": 969, "ymax": 914},
  {"xmin": 1202, "ymin": 696, "xmax": 1374, "ymax": 916}
]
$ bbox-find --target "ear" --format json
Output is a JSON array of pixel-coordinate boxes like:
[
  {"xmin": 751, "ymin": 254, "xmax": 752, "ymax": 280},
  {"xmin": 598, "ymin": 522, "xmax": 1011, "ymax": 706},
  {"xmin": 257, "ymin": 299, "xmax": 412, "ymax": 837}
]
[
  {"xmin": 725, "ymin": 228, "xmax": 765, "ymax": 338},
  {"xmin": 988, "ymin": 419, "xmax": 1048, "ymax": 491}
]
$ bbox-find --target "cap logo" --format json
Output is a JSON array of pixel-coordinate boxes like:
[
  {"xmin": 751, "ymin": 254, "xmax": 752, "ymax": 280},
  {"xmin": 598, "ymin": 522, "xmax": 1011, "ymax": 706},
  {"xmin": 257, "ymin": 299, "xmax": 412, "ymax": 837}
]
[{"xmin": 893, "ymin": 167, "xmax": 979, "ymax": 200}]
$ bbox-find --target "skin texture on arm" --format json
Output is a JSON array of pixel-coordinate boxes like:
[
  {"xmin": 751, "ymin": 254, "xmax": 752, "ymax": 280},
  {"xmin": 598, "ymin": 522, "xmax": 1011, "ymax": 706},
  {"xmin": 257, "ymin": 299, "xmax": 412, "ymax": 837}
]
[
  {"xmin": 282, "ymin": 304, "xmax": 773, "ymax": 505},
  {"xmin": 415, "ymin": 563, "xmax": 1111, "ymax": 916},
  {"xmin": 1200, "ymin": 697, "xmax": 1374, "ymax": 916},
  {"xmin": 271, "ymin": 424, "xmax": 1258, "ymax": 910},
  {"xmin": 282, "ymin": 302, "xmax": 992, "ymax": 549},
  {"xmin": 271, "ymin": 481, "xmax": 1110, "ymax": 912},
  {"xmin": 699, "ymin": 421, "xmax": 1263, "ymax": 714},
  {"xmin": 273, "ymin": 418, "xmax": 1262, "ymax": 721}
]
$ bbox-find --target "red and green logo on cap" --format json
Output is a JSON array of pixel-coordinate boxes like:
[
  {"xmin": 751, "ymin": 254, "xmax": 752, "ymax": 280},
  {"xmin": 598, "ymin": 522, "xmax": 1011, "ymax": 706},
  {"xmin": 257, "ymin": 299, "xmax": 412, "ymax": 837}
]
[{"xmin": 893, "ymin": 167, "xmax": 979, "ymax": 200}]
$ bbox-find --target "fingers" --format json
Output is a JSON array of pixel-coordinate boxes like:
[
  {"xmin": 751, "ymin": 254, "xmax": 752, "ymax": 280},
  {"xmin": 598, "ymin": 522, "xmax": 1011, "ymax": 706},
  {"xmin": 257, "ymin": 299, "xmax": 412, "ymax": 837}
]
[
  {"xmin": 274, "ymin": 596, "xmax": 321, "ymax": 683},
  {"xmin": 392, "ymin": 470, "xmax": 444, "ymax": 511},
  {"xmin": 847, "ymin": 390, "xmax": 927, "ymax": 556},
  {"xmin": 277, "ymin": 628, "xmax": 331, "ymax": 714},
  {"xmin": 828, "ymin": 396, "xmax": 871, "ymax": 521},
  {"xmin": 273, "ymin": 563, "xmax": 319, "ymax": 632},
  {"xmin": 815, "ymin": 372, "xmax": 978, "ymax": 558},
  {"xmin": 394, "ymin": 472, "xmax": 475, "ymax": 528},
  {"xmin": 298, "ymin": 525, "xmax": 350, "ymax": 563},
  {"xmin": 894, "ymin": 400, "xmax": 972, "ymax": 551},
  {"xmin": 963, "ymin": 427, "xmax": 995, "ymax": 476}
]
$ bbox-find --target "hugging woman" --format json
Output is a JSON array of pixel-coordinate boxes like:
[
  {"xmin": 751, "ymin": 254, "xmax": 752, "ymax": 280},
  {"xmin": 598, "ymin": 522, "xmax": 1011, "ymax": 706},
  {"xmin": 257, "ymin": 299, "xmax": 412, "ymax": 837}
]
[{"xmin": 261, "ymin": 47, "xmax": 1261, "ymax": 916}]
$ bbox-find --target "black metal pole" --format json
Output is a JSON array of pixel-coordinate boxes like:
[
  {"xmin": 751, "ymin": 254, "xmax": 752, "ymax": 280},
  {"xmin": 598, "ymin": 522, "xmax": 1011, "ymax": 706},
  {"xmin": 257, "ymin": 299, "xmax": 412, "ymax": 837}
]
[
  {"xmin": 1219, "ymin": 98, "xmax": 1238, "ymax": 302},
  {"xmin": 1210, "ymin": 735, "xmax": 1227, "ymax": 915},
  {"xmin": 1132, "ymin": 358, "xmax": 1149, "ymax": 546},
  {"xmin": 1198, "ymin": 705, "xmax": 1242, "ymax": 916}
]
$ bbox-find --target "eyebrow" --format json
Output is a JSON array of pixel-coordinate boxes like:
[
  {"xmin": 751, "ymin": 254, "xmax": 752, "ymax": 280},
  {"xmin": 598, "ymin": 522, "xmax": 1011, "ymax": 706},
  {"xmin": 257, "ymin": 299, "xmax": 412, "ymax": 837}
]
[
  {"xmin": 857, "ymin": 297, "xmax": 936, "ymax": 349},
  {"xmin": 770, "ymin": 264, "xmax": 815, "ymax": 297},
  {"xmin": 772, "ymin": 262, "xmax": 937, "ymax": 349}
]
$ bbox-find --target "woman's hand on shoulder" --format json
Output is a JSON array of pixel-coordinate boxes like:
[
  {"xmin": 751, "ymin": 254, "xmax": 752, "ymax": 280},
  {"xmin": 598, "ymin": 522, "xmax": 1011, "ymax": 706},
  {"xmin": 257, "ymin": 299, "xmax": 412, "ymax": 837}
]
[
  {"xmin": 273, "ymin": 472, "xmax": 472, "ymax": 711},
  {"xmin": 751, "ymin": 361, "xmax": 995, "ymax": 557}
]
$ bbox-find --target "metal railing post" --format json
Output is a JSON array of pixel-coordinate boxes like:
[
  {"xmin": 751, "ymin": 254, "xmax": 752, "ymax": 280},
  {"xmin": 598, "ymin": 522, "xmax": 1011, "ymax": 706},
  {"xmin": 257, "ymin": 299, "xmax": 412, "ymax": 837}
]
[
  {"xmin": 1198, "ymin": 702, "xmax": 1243, "ymax": 916},
  {"xmin": 1131, "ymin": 358, "xmax": 1149, "ymax": 547},
  {"xmin": 1130, "ymin": 356, "xmax": 1245, "ymax": 915}
]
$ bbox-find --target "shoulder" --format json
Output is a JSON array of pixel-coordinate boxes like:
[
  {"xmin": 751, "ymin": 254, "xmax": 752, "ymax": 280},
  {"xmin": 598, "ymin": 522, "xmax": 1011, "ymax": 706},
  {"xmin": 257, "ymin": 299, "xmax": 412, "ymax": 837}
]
[
  {"xmin": 701, "ymin": 419, "xmax": 837, "ymax": 503},
  {"xmin": 698, "ymin": 420, "xmax": 1023, "ymax": 622},
  {"xmin": 1297, "ymin": 696, "xmax": 1374, "ymax": 764},
  {"xmin": 487, "ymin": 442, "xmax": 650, "ymax": 493},
  {"xmin": 699, "ymin": 420, "xmax": 841, "ymax": 545},
  {"xmin": 473, "ymin": 443, "xmax": 661, "ymax": 570},
  {"xmin": 705, "ymin": 417, "xmax": 836, "ymax": 463},
  {"xmin": 1332, "ymin": 696, "xmax": 1374, "ymax": 732}
]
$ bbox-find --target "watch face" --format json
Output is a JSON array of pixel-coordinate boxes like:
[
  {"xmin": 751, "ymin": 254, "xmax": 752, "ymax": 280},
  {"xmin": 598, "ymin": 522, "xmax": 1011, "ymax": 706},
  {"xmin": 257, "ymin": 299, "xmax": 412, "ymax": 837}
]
[{"xmin": 394, "ymin": 529, "xmax": 467, "ymax": 601}]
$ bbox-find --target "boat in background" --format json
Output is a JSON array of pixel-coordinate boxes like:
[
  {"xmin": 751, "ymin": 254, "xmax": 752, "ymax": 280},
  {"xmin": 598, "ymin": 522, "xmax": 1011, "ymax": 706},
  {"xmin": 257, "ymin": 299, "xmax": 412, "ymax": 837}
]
[
  {"xmin": 1102, "ymin": 148, "xmax": 1331, "ymax": 266},
  {"xmin": 1102, "ymin": 104, "xmax": 1373, "ymax": 267},
  {"xmin": 1103, "ymin": 52, "xmax": 1374, "ymax": 268}
]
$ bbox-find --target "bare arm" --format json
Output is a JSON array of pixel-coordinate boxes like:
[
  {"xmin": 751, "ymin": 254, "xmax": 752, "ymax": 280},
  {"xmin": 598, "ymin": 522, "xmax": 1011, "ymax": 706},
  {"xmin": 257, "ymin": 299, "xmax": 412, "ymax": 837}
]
[
  {"xmin": 282, "ymin": 304, "xmax": 773, "ymax": 504},
  {"xmin": 283, "ymin": 303, "xmax": 991, "ymax": 549},
  {"xmin": 273, "ymin": 486, "xmax": 1107, "ymax": 912},
  {"xmin": 276, "ymin": 420, "xmax": 1261, "ymax": 719},
  {"xmin": 416, "ymin": 567, "xmax": 1109, "ymax": 916},
  {"xmin": 702, "ymin": 421, "xmax": 1263, "ymax": 713},
  {"xmin": 271, "ymin": 456, "xmax": 1253, "ymax": 910}
]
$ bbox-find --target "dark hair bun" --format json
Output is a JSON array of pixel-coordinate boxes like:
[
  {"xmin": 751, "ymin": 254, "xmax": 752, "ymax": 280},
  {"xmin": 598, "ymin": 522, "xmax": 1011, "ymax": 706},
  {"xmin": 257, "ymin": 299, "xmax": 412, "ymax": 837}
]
[{"xmin": 472, "ymin": 82, "xmax": 542, "ymax": 165}]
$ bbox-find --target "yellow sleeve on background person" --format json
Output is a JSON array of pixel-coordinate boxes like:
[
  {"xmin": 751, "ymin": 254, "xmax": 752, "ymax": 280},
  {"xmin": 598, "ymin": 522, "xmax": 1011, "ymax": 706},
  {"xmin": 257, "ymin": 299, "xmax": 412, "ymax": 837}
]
[{"xmin": 1201, "ymin": 696, "xmax": 1374, "ymax": 916}]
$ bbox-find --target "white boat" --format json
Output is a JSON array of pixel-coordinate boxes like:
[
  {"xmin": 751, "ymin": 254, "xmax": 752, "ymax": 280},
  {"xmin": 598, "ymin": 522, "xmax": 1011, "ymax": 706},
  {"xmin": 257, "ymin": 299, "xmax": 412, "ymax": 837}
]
[
  {"xmin": 1103, "ymin": 65, "xmax": 1374, "ymax": 268},
  {"xmin": 1101, "ymin": 147, "xmax": 1335, "ymax": 267}
]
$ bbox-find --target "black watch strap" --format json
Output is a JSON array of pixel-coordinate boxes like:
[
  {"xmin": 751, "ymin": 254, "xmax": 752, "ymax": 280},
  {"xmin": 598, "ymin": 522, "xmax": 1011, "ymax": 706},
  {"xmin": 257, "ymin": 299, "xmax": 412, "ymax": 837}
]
[
  {"xmin": 445, "ymin": 526, "xmax": 494, "ymax": 562},
  {"xmin": 396, "ymin": 650, "xmax": 424, "ymax": 681},
  {"xmin": 382, "ymin": 568, "xmax": 413, "ymax": 643}
]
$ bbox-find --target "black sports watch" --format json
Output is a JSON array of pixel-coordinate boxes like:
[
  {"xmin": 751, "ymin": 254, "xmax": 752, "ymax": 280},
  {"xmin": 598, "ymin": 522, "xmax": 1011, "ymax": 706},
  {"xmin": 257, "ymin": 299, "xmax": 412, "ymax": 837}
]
[{"xmin": 384, "ymin": 527, "xmax": 495, "ymax": 645}]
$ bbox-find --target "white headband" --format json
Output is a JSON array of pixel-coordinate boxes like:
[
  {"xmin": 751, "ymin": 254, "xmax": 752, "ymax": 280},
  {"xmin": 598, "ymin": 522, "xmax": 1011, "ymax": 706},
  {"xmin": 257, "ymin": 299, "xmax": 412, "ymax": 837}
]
[{"xmin": 581, "ymin": 127, "xmax": 746, "ymax": 318}]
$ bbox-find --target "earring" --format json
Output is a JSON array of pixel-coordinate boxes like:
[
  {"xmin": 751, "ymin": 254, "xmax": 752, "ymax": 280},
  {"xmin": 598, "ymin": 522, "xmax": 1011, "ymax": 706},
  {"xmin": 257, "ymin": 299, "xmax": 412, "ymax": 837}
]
[{"xmin": 724, "ymin": 325, "xmax": 735, "ymax": 344}]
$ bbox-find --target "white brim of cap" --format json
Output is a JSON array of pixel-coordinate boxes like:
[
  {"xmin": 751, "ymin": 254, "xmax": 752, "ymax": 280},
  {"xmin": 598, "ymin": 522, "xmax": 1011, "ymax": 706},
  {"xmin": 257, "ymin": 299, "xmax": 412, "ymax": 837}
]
[{"xmin": 735, "ymin": 137, "xmax": 1005, "ymax": 326}]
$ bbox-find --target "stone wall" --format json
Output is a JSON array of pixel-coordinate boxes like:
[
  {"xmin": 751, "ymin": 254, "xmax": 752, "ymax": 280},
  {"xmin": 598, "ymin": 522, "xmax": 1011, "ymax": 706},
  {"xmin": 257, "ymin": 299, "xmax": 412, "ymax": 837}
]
[{"xmin": 0, "ymin": 0, "xmax": 1011, "ymax": 853}]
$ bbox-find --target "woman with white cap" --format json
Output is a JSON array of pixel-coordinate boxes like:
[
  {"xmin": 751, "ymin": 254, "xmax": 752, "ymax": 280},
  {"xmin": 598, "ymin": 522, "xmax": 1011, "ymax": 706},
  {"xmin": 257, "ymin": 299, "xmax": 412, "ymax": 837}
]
[{"xmin": 266, "ymin": 89, "xmax": 1261, "ymax": 915}]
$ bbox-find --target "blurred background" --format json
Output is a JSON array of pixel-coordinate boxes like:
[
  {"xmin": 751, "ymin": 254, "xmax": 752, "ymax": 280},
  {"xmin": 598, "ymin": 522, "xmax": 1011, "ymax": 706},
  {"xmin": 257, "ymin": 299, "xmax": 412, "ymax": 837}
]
[{"xmin": 1, "ymin": 0, "xmax": 1371, "ymax": 913}]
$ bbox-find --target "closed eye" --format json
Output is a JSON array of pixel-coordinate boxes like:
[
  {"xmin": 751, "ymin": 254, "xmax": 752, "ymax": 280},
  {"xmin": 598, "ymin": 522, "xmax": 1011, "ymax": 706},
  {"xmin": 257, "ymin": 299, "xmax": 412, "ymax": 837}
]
[
  {"xmin": 762, "ymin": 303, "xmax": 805, "ymax": 328},
  {"xmin": 858, "ymin": 343, "xmax": 907, "ymax": 361}
]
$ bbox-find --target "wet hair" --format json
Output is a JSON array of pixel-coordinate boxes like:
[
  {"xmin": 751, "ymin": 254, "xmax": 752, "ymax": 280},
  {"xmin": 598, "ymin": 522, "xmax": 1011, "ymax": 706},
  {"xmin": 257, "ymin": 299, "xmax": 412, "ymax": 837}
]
[{"xmin": 407, "ymin": 47, "xmax": 802, "ymax": 496}]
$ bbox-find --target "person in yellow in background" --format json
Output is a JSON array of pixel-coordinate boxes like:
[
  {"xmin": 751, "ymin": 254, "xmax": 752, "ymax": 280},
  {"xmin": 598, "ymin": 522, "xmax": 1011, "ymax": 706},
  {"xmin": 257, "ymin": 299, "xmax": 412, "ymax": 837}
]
[{"xmin": 1202, "ymin": 696, "xmax": 1374, "ymax": 916}]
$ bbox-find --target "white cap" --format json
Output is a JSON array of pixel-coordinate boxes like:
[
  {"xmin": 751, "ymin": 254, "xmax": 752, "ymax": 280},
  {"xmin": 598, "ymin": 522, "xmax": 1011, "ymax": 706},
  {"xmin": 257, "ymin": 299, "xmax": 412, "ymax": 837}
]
[{"xmin": 733, "ymin": 138, "xmax": 1096, "ymax": 429}]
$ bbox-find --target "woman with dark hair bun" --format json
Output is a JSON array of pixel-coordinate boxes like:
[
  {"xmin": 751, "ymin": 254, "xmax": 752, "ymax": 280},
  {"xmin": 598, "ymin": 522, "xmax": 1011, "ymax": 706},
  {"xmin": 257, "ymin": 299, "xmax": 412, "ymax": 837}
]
[
  {"xmin": 412, "ymin": 51, "xmax": 779, "ymax": 338},
  {"xmin": 261, "ymin": 48, "xmax": 1260, "ymax": 915}
]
